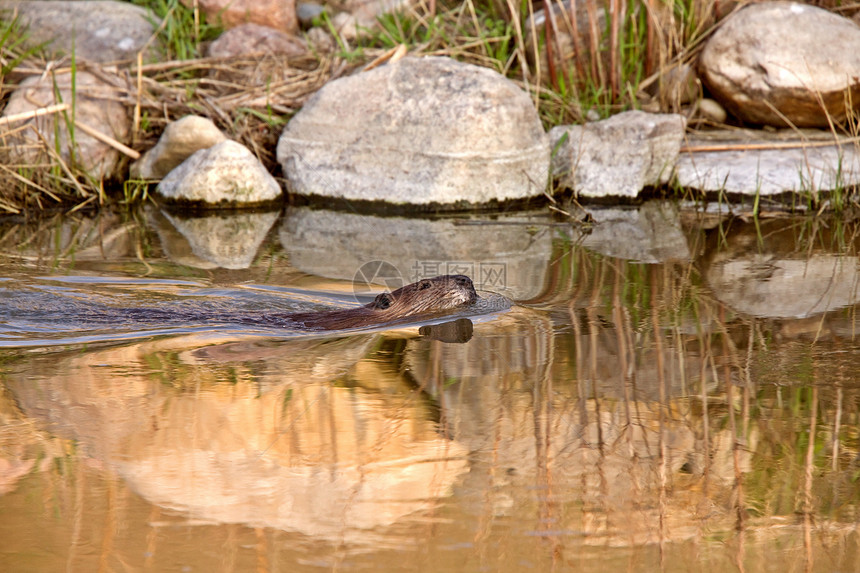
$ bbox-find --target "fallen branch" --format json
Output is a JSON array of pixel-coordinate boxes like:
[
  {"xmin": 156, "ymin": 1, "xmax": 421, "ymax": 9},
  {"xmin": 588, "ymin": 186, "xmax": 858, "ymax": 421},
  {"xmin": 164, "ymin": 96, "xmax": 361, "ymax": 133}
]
[
  {"xmin": 0, "ymin": 103, "xmax": 70, "ymax": 129},
  {"xmin": 73, "ymin": 119, "xmax": 141, "ymax": 160},
  {"xmin": 681, "ymin": 136, "xmax": 860, "ymax": 153}
]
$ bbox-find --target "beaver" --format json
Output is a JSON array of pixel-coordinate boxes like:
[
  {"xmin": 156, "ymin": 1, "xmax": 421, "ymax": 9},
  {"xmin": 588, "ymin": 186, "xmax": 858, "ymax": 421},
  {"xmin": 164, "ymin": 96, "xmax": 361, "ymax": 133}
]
[{"xmin": 282, "ymin": 274, "xmax": 478, "ymax": 330}]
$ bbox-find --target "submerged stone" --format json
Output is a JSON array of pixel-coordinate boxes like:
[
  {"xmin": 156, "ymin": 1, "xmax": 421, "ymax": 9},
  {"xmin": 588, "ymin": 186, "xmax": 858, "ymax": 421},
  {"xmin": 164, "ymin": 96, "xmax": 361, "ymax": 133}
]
[
  {"xmin": 580, "ymin": 201, "xmax": 691, "ymax": 263},
  {"xmin": 276, "ymin": 56, "xmax": 550, "ymax": 208},
  {"xmin": 278, "ymin": 207, "xmax": 552, "ymax": 299},
  {"xmin": 155, "ymin": 208, "xmax": 279, "ymax": 269}
]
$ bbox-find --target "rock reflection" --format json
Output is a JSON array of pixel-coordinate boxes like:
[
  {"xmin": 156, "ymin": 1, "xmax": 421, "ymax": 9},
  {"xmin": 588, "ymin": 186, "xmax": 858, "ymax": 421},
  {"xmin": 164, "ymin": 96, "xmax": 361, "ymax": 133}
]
[
  {"xmin": 0, "ymin": 210, "xmax": 139, "ymax": 263},
  {"xmin": 581, "ymin": 200, "xmax": 692, "ymax": 262},
  {"xmin": 7, "ymin": 335, "xmax": 468, "ymax": 539},
  {"xmin": 702, "ymin": 219, "xmax": 860, "ymax": 318},
  {"xmin": 151, "ymin": 207, "xmax": 279, "ymax": 270},
  {"xmin": 279, "ymin": 207, "xmax": 553, "ymax": 299}
]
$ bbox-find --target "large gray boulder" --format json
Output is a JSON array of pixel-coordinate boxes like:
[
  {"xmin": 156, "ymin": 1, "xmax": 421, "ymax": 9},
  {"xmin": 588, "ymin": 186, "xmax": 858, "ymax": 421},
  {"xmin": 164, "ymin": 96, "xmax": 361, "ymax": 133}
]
[
  {"xmin": 550, "ymin": 111, "xmax": 686, "ymax": 198},
  {"xmin": 699, "ymin": 2, "xmax": 860, "ymax": 127},
  {"xmin": 276, "ymin": 57, "xmax": 550, "ymax": 208},
  {"xmin": 0, "ymin": 1, "xmax": 160, "ymax": 62}
]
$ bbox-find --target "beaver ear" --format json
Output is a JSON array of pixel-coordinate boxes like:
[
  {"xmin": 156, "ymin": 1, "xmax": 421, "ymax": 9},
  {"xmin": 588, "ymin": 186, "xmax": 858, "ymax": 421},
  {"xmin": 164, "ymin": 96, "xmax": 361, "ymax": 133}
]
[
  {"xmin": 374, "ymin": 292, "xmax": 393, "ymax": 309},
  {"xmin": 418, "ymin": 279, "xmax": 432, "ymax": 290}
]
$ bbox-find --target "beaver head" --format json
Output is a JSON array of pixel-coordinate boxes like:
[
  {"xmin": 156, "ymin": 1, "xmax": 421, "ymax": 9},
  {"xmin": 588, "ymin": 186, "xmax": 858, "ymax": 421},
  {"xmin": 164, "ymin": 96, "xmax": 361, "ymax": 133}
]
[
  {"xmin": 366, "ymin": 274, "xmax": 477, "ymax": 317},
  {"xmin": 284, "ymin": 274, "xmax": 478, "ymax": 330}
]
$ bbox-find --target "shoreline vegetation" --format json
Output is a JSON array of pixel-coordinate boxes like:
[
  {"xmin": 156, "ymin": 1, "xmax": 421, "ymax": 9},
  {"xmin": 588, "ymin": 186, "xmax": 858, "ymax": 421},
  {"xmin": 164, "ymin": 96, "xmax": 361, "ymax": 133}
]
[{"xmin": 1, "ymin": 0, "xmax": 859, "ymax": 215}]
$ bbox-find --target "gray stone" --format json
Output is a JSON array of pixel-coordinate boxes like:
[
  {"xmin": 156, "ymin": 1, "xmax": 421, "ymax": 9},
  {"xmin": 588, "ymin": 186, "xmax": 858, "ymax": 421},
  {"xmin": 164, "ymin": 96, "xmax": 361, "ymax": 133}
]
[
  {"xmin": 699, "ymin": 2, "xmax": 860, "ymax": 127},
  {"xmin": 332, "ymin": 0, "xmax": 412, "ymax": 40},
  {"xmin": 581, "ymin": 201, "xmax": 691, "ymax": 263},
  {"xmin": 675, "ymin": 130, "xmax": 860, "ymax": 196},
  {"xmin": 156, "ymin": 140, "xmax": 282, "ymax": 206},
  {"xmin": 276, "ymin": 56, "xmax": 550, "ymax": 207},
  {"xmin": 131, "ymin": 115, "xmax": 227, "ymax": 180},
  {"xmin": 1, "ymin": 69, "xmax": 130, "ymax": 180},
  {"xmin": 207, "ymin": 23, "xmax": 306, "ymax": 58},
  {"xmin": 0, "ymin": 1, "xmax": 160, "ymax": 62},
  {"xmin": 278, "ymin": 207, "xmax": 553, "ymax": 300},
  {"xmin": 297, "ymin": 2, "xmax": 326, "ymax": 27},
  {"xmin": 550, "ymin": 111, "xmax": 686, "ymax": 198}
]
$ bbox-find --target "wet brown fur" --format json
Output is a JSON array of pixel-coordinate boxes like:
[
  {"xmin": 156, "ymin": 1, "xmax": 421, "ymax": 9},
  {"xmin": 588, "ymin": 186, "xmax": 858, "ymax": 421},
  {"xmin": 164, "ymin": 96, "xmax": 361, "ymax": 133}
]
[{"xmin": 284, "ymin": 274, "xmax": 477, "ymax": 330}]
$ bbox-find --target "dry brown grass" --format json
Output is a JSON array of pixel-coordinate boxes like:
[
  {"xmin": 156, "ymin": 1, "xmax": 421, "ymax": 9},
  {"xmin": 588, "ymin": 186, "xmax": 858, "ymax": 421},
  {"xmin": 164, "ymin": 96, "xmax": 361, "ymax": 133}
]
[{"xmin": 0, "ymin": 45, "xmax": 354, "ymax": 213}]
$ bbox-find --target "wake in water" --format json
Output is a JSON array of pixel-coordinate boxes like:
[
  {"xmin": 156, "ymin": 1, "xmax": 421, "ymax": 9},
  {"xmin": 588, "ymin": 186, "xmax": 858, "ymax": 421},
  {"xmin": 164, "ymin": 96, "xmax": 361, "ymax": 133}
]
[{"xmin": 0, "ymin": 276, "xmax": 511, "ymax": 348}]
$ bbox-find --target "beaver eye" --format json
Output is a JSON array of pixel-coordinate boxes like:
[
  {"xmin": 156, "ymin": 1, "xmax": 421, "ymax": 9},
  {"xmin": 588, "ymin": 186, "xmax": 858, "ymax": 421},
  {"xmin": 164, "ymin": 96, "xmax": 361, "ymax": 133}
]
[
  {"xmin": 419, "ymin": 280, "xmax": 432, "ymax": 290},
  {"xmin": 375, "ymin": 293, "xmax": 392, "ymax": 309}
]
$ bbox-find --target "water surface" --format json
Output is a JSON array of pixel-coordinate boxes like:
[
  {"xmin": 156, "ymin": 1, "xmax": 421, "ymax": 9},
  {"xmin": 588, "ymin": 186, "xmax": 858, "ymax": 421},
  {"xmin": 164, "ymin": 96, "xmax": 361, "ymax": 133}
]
[{"xmin": 0, "ymin": 203, "xmax": 858, "ymax": 572}]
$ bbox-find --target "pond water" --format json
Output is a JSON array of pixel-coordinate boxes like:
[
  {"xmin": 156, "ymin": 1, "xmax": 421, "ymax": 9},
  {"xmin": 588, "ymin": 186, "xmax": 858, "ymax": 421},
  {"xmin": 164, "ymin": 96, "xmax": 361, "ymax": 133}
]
[{"xmin": 0, "ymin": 201, "xmax": 859, "ymax": 572}]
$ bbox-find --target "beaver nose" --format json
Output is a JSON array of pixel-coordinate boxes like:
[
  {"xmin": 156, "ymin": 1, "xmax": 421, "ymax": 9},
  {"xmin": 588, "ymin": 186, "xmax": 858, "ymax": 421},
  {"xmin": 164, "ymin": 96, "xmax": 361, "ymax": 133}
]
[{"xmin": 453, "ymin": 275, "xmax": 472, "ymax": 287}]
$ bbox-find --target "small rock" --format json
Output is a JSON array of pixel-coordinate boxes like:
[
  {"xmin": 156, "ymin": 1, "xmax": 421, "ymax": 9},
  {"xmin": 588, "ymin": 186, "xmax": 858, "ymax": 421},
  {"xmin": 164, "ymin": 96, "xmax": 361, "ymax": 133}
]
[
  {"xmin": 297, "ymin": 2, "xmax": 326, "ymax": 27},
  {"xmin": 655, "ymin": 63, "xmax": 699, "ymax": 107},
  {"xmin": 306, "ymin": 27, "xmax": 336, "ymax": 53},
  {"xmin": 207, "ymin": 23, "xmax": 307, "ymax": 58},
  {"xmin": 1, "ymin": 70, "xmax": 130, "ymax": 180},
  {"xmin": 156, "ymin": 140, "xmax": 282, "ymax": 206},
  {"xmin": 277, "ymin": 56, "xmax": 550, "ymax": 208},
  {"xmin": 131, "ymin": 115, "xmax": 227, "ymax": 180},
  {"xmin": 675, "ymin": 129, "xmax": 860, "ymax": 196},
  {"xmin": 704, "ymin": 224, "xmax": 860, "ymax": 318},
  {"xmin": 699, "ymin": 2, "xmax": 860, "ymax": 127},
  {"xmin": 332, "ymin": 0, "xmax": 412, "ymax": 40},
  {"xmin": 696, "ymin": 98, "xmax": 727, "ymax": 124},
  {"xmin": 181, "ymin": 0, "xmax": 297, "ymax": 34},
  {"xmin": 550, "ymin": 111, "xmax": 686, "ymax": 198},
  {"xmin": 0, "ymin": 0, "xmax": 161, "ymax": 62}
]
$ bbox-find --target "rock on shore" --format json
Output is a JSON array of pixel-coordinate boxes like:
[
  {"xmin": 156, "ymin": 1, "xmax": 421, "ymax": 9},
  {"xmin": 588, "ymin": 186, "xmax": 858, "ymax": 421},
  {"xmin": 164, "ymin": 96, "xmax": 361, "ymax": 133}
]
[
  {"xmin": 276, "ymin": 56, "xmax": 550, "ymax": 208},
  {"xmin": 699, "ymin": 2, "xmax": 860, "ymax": 128},
  {"xmin": 156, "ymin": 140, "xmax": 282, "ymax": 207}
]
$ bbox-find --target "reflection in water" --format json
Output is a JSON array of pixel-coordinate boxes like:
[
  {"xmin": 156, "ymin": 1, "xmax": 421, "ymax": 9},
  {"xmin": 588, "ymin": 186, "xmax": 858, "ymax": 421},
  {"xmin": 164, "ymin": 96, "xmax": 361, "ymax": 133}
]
[
  {"xmin": 0, "ymin": 205, "xmax": 859, "ymax": 571},
  {"xmin": 6, "ymin": 336, "xmax": 467, "ymax": 540}
]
